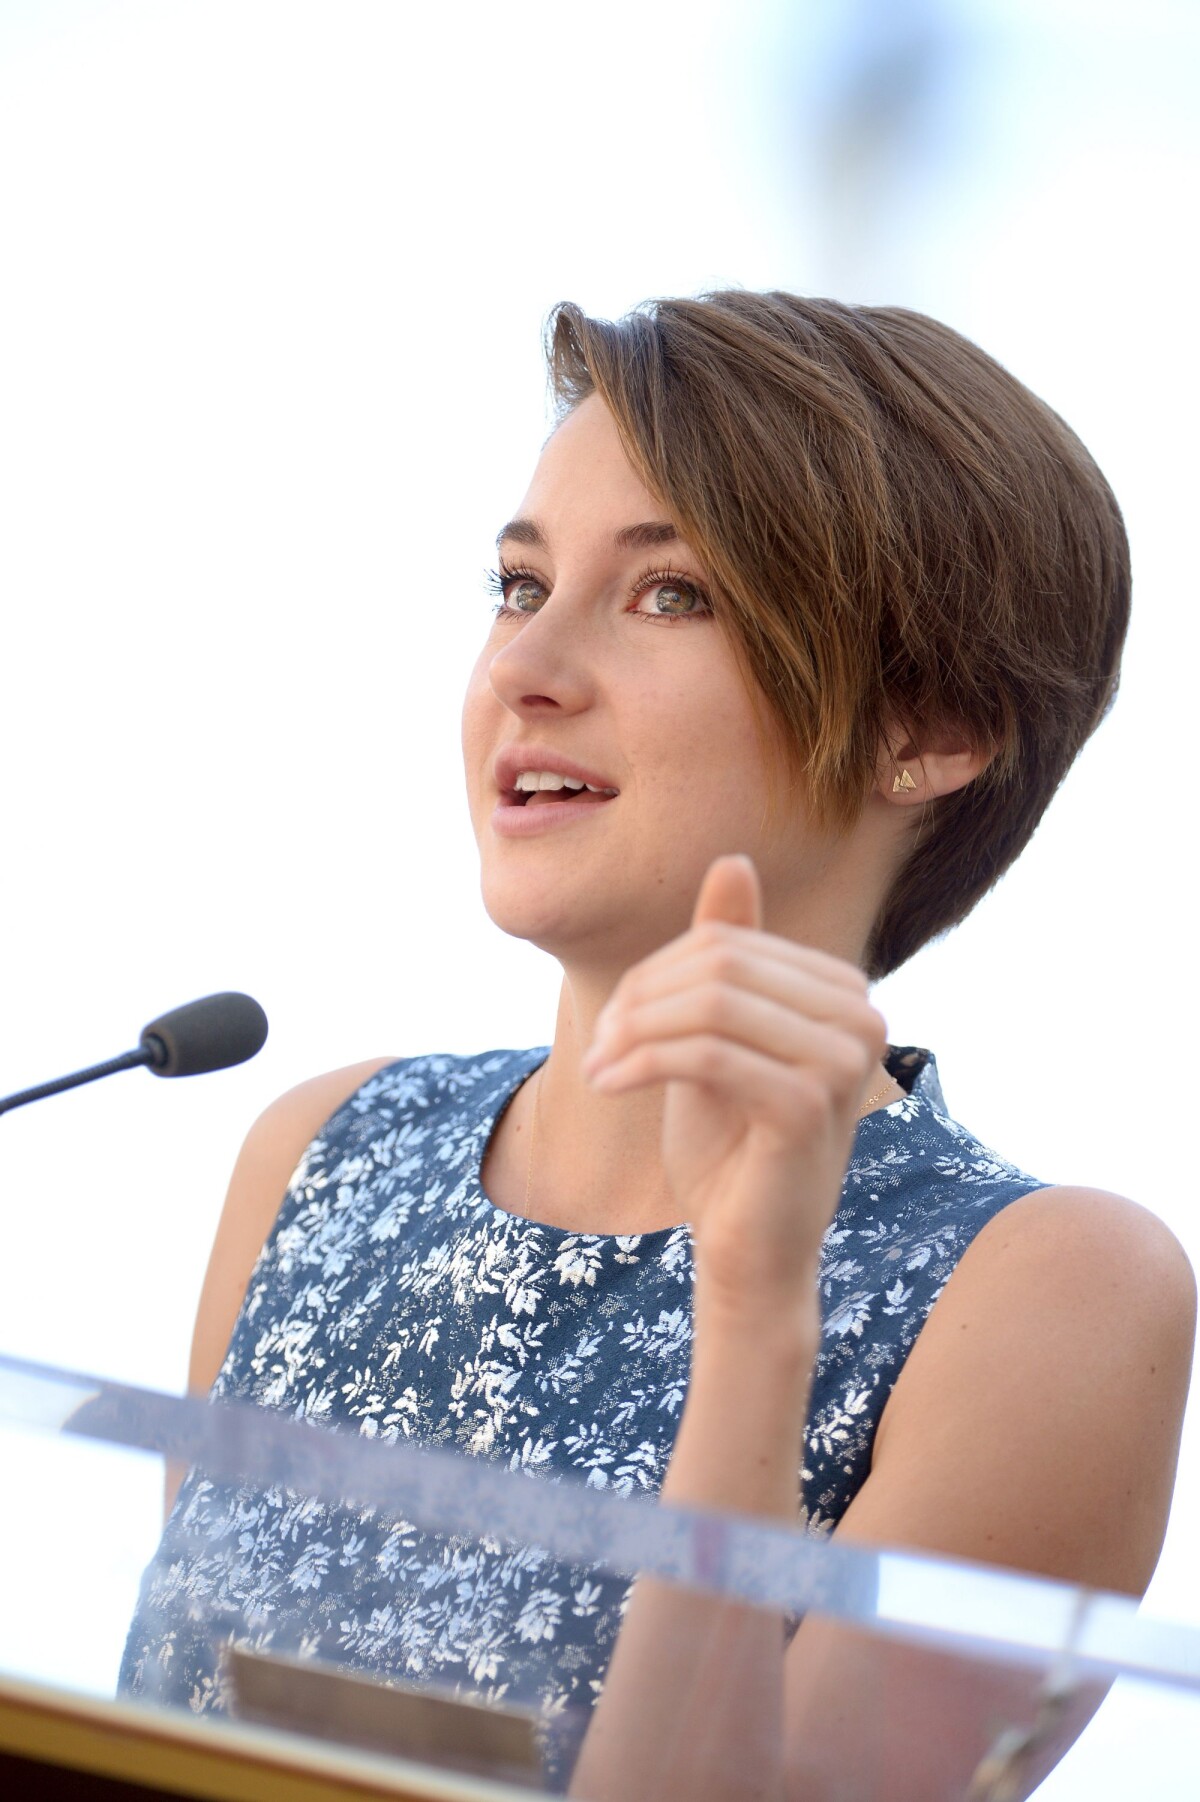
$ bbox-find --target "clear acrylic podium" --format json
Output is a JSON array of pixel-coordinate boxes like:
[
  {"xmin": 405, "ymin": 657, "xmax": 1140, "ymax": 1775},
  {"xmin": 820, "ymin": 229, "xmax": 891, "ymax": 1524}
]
[{"xmin": 1, "ymin": 1350, "xmax": 1196, "ymax": 1801}]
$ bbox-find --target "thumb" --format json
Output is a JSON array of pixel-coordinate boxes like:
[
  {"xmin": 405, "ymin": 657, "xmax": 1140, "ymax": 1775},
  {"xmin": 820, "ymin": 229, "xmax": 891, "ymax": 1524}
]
[{"xmin": 691, "ymin": 853, "xmax": 763, "ymax": 933}]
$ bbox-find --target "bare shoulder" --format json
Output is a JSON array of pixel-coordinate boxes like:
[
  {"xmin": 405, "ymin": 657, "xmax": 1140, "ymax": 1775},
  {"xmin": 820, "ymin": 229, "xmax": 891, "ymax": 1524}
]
[
  {"xmin": 247, "ymin": 1056, "xmax": 400, "ymax": 1159},
  {"xmin": 187, "ymin": 1055, "xmax": 397, "ymax": 1397},
  {"xmin": 886, "ymin": 1183, "xmax": 1197, "ymax": 1431},
  {"xmin": 861, "ymin": 1183, "xmax": 1196, "ymax": 1597},
  {"xmin": 947, "ymin": 1182, "xmax": 1196, "ymax": 1329}
]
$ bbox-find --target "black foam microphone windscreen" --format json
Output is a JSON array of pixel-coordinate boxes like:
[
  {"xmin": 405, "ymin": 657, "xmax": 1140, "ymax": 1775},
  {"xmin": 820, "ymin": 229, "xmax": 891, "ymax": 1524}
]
[{"xmin": 140, "ymin": 992, "xmax": 269, "ymax": 1077}]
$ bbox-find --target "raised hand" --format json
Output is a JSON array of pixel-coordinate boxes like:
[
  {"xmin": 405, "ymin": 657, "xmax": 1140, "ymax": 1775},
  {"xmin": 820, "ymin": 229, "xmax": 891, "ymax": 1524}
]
[{"xmin": 581, "ymin": 853, "xmax": 888, "ymax": 1316}]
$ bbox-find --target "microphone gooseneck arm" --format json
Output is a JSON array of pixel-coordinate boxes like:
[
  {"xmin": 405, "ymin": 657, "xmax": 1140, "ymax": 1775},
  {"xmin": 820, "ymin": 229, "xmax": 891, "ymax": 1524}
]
[
  {"xmin": 0, "ymin": 1046, "xmax": 159, "ymax": 1117},
  {"xmin": 0, "ymin": 991, "xmax": 268, "ymax": 1119}
]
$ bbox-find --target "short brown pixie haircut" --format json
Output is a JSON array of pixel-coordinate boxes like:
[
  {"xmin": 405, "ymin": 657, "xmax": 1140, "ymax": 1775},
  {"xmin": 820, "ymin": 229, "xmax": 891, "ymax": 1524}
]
[{"xmin": 546, "ymin": 292, "xmax": 1130, "ymax": 979}]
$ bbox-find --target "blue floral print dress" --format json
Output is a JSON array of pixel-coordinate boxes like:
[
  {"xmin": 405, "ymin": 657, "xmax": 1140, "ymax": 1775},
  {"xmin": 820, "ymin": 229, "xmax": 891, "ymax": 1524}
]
[{"xmin": 119, "ymin": 1044, "xmax": 1048, "ymax": 1748}]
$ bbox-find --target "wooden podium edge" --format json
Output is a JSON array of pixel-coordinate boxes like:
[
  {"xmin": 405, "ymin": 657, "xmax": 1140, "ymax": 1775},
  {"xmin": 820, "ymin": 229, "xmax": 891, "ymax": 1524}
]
[{"xmin": 0, "ymin": 1671, "xmax": 543, "ymax": 1802}]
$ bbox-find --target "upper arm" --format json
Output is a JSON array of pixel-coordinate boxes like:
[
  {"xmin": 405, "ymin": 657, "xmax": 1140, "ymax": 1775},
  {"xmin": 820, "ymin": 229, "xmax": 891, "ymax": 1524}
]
[
  {"xmin": 186, "ymin": 1056, "xmax": 396, "ymax": 1402},
  {"xmin": 782, "ymin": 1186, "xmax": 1196, "ymax": 1798},
  {"xmin": 839, "ymin": 1184, "xmax": 1195, "ymax": 1593}
]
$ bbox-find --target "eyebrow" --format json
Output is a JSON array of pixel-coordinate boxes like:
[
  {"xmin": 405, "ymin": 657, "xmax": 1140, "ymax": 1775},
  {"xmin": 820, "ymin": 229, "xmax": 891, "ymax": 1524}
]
[{"xmin": 495, "ymin": 517, "xmax": 683, "ymax": 552}]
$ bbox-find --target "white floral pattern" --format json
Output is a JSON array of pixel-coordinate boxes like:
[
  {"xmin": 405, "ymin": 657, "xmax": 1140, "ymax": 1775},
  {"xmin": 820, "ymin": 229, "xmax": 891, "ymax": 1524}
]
[{"xmin": 120, "ymin": 1045, "xmax": 1046, "ymax": 1749}]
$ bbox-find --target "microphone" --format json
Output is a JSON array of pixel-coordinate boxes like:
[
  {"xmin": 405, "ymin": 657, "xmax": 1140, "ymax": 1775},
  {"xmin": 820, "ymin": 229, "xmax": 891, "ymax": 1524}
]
[
  {"xmin": 0, "ymin": 993, "xmax": 269, "ymax": 1118},
  {"xmin": 139, "ymin": 993, "xmax": 269, "ymax": 1077}
]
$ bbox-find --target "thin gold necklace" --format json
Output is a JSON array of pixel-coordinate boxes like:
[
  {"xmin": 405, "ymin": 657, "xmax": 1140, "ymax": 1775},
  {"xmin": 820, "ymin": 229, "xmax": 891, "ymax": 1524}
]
[
  {"xmin": 860, "ymin": 1077, "xmax": 896, "ymax": 1114},
  {"xmin": 526, "ymin": 1066, "xmax": 898, "ymax": 1214}
]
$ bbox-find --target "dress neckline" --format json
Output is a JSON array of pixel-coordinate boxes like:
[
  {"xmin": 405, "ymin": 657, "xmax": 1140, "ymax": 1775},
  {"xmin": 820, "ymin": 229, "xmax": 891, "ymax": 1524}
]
[{"xmin": 471, "ymin": 1044, "xmax": 939, "ymax": 1242}]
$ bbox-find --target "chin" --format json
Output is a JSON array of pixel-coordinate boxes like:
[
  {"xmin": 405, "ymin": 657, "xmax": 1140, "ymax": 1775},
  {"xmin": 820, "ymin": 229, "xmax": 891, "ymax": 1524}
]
[
  {"xmin": 480, "ymin": 856, "xmax": 619, "ymax": 939},
  {"xmin": 479, "ymin": 870, "xmax": 684, "ymax": 972},
  {"xmin": 478, "ymin": 871, "xmax": 578, "ymax": 946}
]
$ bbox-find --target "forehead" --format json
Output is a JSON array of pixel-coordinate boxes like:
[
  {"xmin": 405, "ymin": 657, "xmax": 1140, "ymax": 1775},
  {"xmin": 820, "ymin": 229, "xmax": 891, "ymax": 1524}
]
[{"xmin": 516, "ymin": 395, "xmax": 661, "ymax": 526}]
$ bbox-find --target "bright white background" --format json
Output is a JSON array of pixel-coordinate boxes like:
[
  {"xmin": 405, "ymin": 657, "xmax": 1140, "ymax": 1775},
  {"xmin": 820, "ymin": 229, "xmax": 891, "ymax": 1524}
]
[{"xmin": 0, "ymin": 2, "xmax": 1196, "ymax": 1794}]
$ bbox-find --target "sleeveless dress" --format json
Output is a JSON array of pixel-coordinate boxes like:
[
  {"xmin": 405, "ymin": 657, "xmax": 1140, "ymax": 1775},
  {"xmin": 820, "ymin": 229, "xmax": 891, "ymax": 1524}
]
[{"xmin": 119, "ymin": 1044, "xmax": 1048, "ymax": 1756}]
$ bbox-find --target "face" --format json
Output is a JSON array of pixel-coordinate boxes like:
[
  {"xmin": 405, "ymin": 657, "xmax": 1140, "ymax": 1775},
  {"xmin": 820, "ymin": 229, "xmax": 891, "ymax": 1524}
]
[{"xmin": 461, "ymin": 395, "xmax": 826, "ymax": 970}]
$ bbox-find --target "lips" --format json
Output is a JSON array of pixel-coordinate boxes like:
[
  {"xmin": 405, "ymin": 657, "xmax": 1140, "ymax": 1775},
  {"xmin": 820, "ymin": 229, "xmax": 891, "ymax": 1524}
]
[
  {"xmin": 492, "ymin": 745, "xmax": 620, "ymax": 803},
  {"xmin": 490, "ymin": 783, "xmax": 619, "ymax": 838},
  {"xmin": 519, "ymin": 787, "xmax": 613, "ymax": 807}
]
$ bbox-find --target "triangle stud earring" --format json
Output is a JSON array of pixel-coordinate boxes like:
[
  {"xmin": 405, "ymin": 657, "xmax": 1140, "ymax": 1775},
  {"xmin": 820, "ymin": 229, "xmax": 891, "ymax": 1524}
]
[{"xmin": 892, "ymin": 768, "xmax": 917, "ymax": 793}]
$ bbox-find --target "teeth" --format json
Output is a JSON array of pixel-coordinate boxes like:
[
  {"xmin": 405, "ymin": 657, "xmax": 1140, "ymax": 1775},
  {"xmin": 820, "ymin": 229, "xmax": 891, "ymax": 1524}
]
[{"xmin": 514, "ymin": 770, "xmax": 615, "ymax": 794}]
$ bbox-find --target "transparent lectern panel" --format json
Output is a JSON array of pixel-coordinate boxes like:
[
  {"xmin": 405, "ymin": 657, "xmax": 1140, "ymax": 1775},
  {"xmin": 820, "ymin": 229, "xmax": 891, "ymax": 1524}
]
[
  {"xmin": 0, "ymin": 1423, "xmax": 165, "ymax": 1699},
  {"xmin": 1, "ymin": 1352, "xmax": 1197, "ymax": 1801}
]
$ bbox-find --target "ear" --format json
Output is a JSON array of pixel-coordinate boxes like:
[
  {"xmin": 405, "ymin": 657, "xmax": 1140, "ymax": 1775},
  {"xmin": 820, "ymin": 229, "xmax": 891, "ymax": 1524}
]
[{"xmin": 874, "ymin": 719, "xmax": 994, "ymax": 807}]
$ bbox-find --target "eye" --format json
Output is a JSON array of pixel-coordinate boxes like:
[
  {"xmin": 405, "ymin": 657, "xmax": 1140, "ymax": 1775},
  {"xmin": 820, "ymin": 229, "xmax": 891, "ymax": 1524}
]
[
  {"xmin": 629, "ymin": 572, "xmax": 713, "ymax": 623},
  {"xmin": 504, "ymin": 577, "xmax": 546, "ymax": 613},
  {"xmin": 485, "ymin": 566, "xmax": 547, "ymax": 616}
]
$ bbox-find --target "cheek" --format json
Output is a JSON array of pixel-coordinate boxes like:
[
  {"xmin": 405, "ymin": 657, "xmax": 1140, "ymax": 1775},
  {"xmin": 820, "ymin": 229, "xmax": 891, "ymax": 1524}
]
[{"xmin": 659, "ymin": 675, "xmax": 764, "ymax": 766}]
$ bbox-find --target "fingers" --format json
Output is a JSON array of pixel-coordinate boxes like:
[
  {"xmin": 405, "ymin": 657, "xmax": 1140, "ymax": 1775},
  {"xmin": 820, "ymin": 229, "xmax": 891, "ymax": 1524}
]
[
  {"xmin": 604, "ymin": 919, "xmax": 871, "ymax": 1017},
  {"xmin": 584, "ymin": 853, "xmax": 884, "ymax": 1111},
  {"xmin": 585, "ymin": 980, "xmax": 885, "ymax": 1099},
  {"xmin": 596, "ymin": 930, "xmax": 874, "ymax": 1064},
  {"xmin": 690, "ymin": 854, "xmax": 763, "ymax": 934},
  {"xmin": 585, "ymin": 1029, "xmax": 876, "ymax": 1140},
  {"xmin": 608, "ymin": 942, "xmax": 876, "ymax": 1031}
]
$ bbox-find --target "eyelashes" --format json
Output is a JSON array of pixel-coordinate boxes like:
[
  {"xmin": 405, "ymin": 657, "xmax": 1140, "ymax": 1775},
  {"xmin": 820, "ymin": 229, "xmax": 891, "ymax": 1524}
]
[
  {"xmin": 483, "ymin": 562, "xmax": 715, "ymax": 626},
  {"xmin": 483, "ymin": 564, "xmax": 533, "ymax": 606}
]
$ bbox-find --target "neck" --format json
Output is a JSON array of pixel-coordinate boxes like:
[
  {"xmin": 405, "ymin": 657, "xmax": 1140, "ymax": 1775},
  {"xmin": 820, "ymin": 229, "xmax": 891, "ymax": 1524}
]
[
  {"xmin": 508, "ymin": 845, "xmax": 906, "ymax": 1235},
  {"xmin": 517, "ymin": 964, "xmax": 898, "ymax": 1238},
  {"xmin": 524, "ymin": 978, "xmax": 679, "ymax": 1235}
]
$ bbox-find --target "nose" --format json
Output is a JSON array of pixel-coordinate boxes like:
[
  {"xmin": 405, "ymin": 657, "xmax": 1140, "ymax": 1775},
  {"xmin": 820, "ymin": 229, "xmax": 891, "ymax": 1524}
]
[{"xmin": 486, "ymin": 592, "xmax": 598, "ymax": 718}]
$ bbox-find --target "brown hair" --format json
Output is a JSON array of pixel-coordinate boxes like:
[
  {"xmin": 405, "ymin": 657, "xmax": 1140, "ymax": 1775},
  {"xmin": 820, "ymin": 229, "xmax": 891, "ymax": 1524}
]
[{"xmin": 545, "ymin": 292, "xmax": 1130, "ymax": 978}]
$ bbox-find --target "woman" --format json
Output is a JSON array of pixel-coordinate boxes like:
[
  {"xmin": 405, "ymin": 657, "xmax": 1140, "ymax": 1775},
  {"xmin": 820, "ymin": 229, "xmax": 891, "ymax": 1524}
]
[{"xmin": 123, "ymin": 293, "xmax": 1195, "ymax": 1799}]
